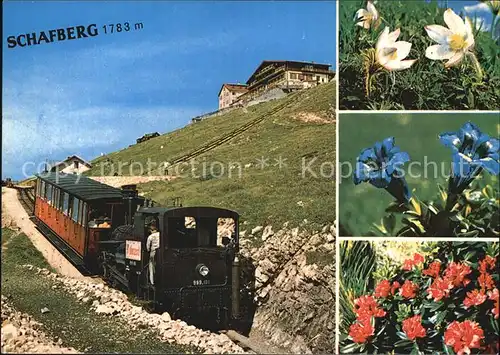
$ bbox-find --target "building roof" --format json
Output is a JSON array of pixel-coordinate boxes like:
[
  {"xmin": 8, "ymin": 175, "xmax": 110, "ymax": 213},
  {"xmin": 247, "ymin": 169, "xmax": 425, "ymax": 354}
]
[
  {"xmin": 218, "ymin": 83, "xmax": 248, "ymax": 97},
  {"xmin": 52, "ymin": 155, "xmax": 92, "ymax": 169},
  {"xmin": 36, "ymin": 172, "xmax": 124, "ymax": 201},
  {"xmin": 246, "ymin": 60, "xmax": 332, "ymax": 85}
]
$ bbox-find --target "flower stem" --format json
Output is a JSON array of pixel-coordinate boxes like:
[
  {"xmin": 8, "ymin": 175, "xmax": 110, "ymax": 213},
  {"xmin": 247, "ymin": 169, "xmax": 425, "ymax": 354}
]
[
  {"xmin": 445, "ymin": 192, "xmax": 458, "ymax": 212},
  {"xmin": 365, "ymin": 69, "xmax": 371, "ymax": 97},
  {"xmin": 466, "ymin": 52, "xmax": 484, "ymax": 82}
]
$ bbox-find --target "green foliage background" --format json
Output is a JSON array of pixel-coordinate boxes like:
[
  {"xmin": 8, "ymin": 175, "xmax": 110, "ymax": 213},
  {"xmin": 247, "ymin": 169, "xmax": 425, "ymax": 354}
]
[
  {"xmin": 338, "ymin": 112, "xmax": 499, "ymax": 236},
  {"xmin": 339, "ymin": 0, "xmax": 500, "ymax": 110}
]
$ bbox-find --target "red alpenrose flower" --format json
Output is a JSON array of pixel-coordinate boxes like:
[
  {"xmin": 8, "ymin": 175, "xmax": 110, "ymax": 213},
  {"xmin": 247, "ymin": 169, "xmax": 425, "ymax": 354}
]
[
  {"xmin": 488, "ymin": 288, "xmax": 499, "ymax": 319},
  {"xmin": 423, "ymin": 260, "xmax": 441, "ymax": 278},
  {"xmin": 463, "ymin": 289, "xmax": 487, "ymax": 309},
  {"xmin": 354, "ymin": 295, "xmax": 386, "ymax": 318},
  {"xmin": 349, "ymin": 319, "xmax": 374, "ymax": 343},
  {"xmin": 402, "ymin": 253, "xmax": 425, "ymax": 271},
  {"xmin": 391, "ymin": 281, "xmax": 401, "ymax": 295},
  {"xmin": 375, "ymin": 280, "xmax": 391, "ymax": 298},
  {"xmin": 444, "ymin": 262, "xmax": 471, "ymax": 287},
  {"xmin": 413, "ymin": 253, "xmax": 425, "ymax": 264},
  {"xmin": 444, "ymin": 320, "xmax": 484, "ymax": 355},
  {"xmin": 478, "ymin": 272, "xmax": 495, "ymax": 291},
  {"xmin": 427, "ymin": 277, "xmax": 453, "ymax": 302},
  {"xmin": 400, "ymin": 280, "xmax": 418, "ymax": 299},
  {"xmin": 479, "ymin": 255, "xmax": 496, "ymax": 274},
  {"xmin": 402, "ymin": 315, "xmax": 426, "ymax": 340}
]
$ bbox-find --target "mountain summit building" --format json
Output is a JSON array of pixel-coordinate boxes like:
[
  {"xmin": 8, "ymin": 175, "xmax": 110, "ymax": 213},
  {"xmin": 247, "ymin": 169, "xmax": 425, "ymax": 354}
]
[
  {"xmin": 218, "ymin": 60, "xmax": 334, "ymax": 109},
  {"xmin": 218, "ymin": 83, "xmax": 249, "ymax": 109}
]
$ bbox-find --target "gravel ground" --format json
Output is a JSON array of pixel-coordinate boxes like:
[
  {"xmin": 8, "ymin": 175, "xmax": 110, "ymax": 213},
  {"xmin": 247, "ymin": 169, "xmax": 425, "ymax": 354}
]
[{"xmin": 1, "ymin": 188, "xmax": 83, "ymax": 279}]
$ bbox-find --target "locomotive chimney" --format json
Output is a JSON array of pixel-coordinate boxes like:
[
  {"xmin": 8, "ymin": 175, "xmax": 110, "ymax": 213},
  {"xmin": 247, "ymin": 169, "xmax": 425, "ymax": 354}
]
[
  {"xmin": 121, "ymin": 184, "xmax": 138, "ymax": 225},
  {"xmin": 121, "ymin": 184, "xmax": 138, "ymax": 198}
]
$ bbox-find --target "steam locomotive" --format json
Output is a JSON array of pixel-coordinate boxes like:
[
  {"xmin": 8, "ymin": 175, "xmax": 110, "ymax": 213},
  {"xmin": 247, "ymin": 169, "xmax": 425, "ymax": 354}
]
[{"xmin": 32, "ymin": 172, "xmax": 242, "ymax": 328}]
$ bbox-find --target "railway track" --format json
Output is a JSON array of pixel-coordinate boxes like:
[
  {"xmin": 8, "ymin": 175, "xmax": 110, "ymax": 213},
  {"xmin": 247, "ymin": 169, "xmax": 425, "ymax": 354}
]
[
  {"xmin": 143, "ymin": 101, "xmax": 290, "ymax": 176},
  {"xmin": 15, "ymin": 186, "xmax": 35, "ymax": 217}
]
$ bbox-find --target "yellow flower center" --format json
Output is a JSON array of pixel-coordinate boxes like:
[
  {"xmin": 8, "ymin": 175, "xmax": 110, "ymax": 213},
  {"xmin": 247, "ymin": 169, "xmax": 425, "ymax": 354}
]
[
  {"xmin": 449, "ymin": 34, "xmax": 467, "ymax": 51},
  {"xmin": 389, "ymin": 50, "xmax": 398, "ymax": 60}
]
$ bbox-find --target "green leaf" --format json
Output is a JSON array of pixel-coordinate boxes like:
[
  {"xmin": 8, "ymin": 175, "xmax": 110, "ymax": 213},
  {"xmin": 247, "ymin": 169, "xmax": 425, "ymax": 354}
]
[
  {"xmin": 383, "ymin": 214, "xmax": 396, "ymax": 234},
  {"xmin": 394, "ymin": 339, "xmax": 413, "ymax": 348},
  {"xmin": 396, "ymin": 331, "xmax": 408, "ymax": 340},
  {"xmin": 341, "ymin": 342, "xmax": 362, "ymax": 354}
]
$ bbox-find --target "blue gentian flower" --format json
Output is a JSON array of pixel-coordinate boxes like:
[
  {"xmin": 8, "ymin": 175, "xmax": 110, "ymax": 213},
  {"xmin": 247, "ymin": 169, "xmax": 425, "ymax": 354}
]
[
  {"xmin": 439, "ymin": 121, "xmax": 499, "ymax": 194},
  {"xmin": 354, "ymin": 137, "xmax": 411, "ymax": 203}
]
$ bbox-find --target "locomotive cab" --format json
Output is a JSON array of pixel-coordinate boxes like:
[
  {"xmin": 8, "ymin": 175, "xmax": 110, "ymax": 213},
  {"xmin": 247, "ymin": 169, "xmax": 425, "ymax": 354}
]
[{"xmin": 104, "ymin": 206, "xmax": 241, "ymax": 329}]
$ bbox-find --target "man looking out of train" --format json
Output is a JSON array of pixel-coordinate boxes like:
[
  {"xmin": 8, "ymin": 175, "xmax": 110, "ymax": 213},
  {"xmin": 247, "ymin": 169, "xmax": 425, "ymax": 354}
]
[{"xmin": 146, "ymin": 223, "xmax": 160, "ymax": 286}]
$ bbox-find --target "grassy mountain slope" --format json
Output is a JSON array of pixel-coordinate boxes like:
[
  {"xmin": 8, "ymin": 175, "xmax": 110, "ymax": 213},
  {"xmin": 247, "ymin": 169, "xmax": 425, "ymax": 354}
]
[{"xmin": 87, "ymin": 82, "xmax": 336, "ymax": 233}]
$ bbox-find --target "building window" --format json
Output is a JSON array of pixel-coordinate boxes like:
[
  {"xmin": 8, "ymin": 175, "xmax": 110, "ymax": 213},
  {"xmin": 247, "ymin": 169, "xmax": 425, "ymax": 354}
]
[
  {"xmin": 290, "ymin": 73, "xmax": 298, "ymax": 79},
  {"xmin": 74, "ymin": 161, "xmax": 79, "ymax": 169}
]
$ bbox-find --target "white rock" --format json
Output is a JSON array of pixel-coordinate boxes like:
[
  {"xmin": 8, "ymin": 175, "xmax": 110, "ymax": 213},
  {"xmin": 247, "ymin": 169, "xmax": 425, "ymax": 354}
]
[
  {"xmin": 161, "ymin": 312, "xmax": 171, "ymax": 322},
  {"xmin": 251, "ymin": 226, "xmax": 263, "ymax": 235},
  {"xmin": 2, "ymin": 323, "xmax": 19, "ymax": 341},
  {"xmin": 261, "ymin": 225, "xmax": 274, "ymax": 241},
  {"xmin": 95, "ymin": 304, "xmax": 114, "ymax": 315}
]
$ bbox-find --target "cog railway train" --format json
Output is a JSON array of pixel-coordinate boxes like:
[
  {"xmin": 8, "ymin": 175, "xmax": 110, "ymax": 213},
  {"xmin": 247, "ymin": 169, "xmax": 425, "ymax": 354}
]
[{"xmin": 32, "ymin": 172, "xmax": 244, "ymax": 328}]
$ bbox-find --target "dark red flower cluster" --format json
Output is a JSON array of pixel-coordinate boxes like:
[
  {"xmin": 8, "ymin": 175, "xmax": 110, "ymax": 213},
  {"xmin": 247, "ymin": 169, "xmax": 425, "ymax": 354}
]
[
  {"xmin": 444, "ymin": 262, "xmax": 472, "ymax": 287},
  {"xmin": 402, "ymin": 315, "xmax": 426, "ymax": 340},
  {"xmin": 348, "ymin": 295, "xmax": 386, "ymax": 343},
  {"xmin": 374, "ymin": 279, "xmax": 400, "ymax": 298},
  {"xmin": 400, "ymin": 280, "xmax": 418, "ymax": 299},
  {"xmin": 423, "ymin": 260, "xmax": 441, "ymax": 278},
  {"xmin": 478, "ymin": 255, "xmax": 496, "ymax": 292},
  {"xmin": 402, "ymin": 253, "xmax": 425, "ymax": 271},
  {"xmin": 427, "ymin": 277, "xmax": 454, "ymax": 302},
  {"xmin": 463, "ymin": 289, "xmax": 487, "ymax": 309},
  {"xmin": 444, "ymin": 320, "xmax": 484, "ymax": 355},
  {"xmin": 488, "ymin": 288, "xmax": 499, "ymax": 319}
]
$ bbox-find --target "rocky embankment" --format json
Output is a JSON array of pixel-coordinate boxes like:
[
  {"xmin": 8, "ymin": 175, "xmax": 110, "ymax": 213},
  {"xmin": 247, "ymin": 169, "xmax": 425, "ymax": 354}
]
[
  {"xmin": 240, "ymin": 221, "xmax": 336, "ymax": 353},
  {"xmin": 19, "ymin": 265, "xmax": 245, "ymax": 354},
  {"xmin": 1, "ymin": 296, "xmax": 78, "ymax": 354}
]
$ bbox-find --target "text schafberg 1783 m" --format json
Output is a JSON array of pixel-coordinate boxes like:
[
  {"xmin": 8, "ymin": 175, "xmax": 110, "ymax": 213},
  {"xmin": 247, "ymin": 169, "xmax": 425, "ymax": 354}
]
[{"xmin": 7, "ymin": 24, "xmax": 98, "ymax": 49}]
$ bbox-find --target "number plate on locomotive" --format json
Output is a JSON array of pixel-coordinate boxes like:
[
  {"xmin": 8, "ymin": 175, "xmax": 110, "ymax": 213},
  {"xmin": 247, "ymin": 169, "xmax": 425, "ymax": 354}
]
[{"xmin": 193, "ymin": 279, "xmax": 210, "ymax": 286}]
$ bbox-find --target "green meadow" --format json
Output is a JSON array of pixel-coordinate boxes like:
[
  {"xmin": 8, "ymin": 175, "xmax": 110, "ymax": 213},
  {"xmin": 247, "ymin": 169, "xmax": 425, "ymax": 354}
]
[{"xmin": 339, "ymin": 112, "xmax": 499, "ymax": 236}]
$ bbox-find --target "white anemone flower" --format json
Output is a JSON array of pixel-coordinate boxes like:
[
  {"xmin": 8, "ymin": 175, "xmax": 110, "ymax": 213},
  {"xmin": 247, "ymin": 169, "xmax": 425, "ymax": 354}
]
[
  {"xmin": 424, "ymin": 8, "xmax": 475, "ymax": 68},
  {"xmin": 355, "ymin": 1, "xmax": 379, "ymax": 29},
  {"xmin": 375, "ymin": 27, "xmax": 417, "ymax": 71}
]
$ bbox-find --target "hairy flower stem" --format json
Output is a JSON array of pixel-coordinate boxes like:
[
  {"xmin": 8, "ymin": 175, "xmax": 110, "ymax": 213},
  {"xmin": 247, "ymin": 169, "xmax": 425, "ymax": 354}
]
[
  {"xmin": 445, "ymin": 192, "xmax": 459, "ymax": 212},
  {"xmin": 466, "ymin": 52, "xmax": 484, "ymax": 82},
  {"xmin": 365, "ymin": 70, "xmax": 371, "ymax": 97}
]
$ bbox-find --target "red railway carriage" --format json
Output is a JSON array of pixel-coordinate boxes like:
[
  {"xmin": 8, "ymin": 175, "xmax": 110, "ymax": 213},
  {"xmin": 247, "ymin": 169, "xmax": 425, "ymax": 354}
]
[{"xmin": 34, "ymin": 173, "xmax": 144, "ymax": 268}]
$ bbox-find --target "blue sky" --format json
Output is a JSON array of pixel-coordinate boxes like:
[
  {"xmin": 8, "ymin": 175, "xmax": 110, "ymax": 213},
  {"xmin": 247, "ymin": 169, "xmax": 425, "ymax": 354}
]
[{"xmin": 2, "ymin": 1, "xmax": 336, "ymax": 180}]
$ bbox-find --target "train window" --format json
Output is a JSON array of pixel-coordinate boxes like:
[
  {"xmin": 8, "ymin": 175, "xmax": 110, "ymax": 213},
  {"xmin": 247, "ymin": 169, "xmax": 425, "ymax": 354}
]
[
  {"xmin": 53, "ymin": 188, "xmax": 59, "ymax": 210},
  {"xmin": 167, "ymin": 217, "xmax": 217, "ymax": 248},
  {"xmin": 217, "ymin": 218, "xmax": 236, "ymax": 246},
  {"xmin": 58, "ymin": 191, "xmax": 64, "ymax": 211},
  {"xmin": 41, "ymin": 181, "xmax": 46, "ymax": 199},
  {"xmin": 81, "ymin": 203, "xmax": 87, "ymax": 226},
  {"xmin": 63, "ymin": 193, "xmax": 70, "ymax": 215},
  {"xmin": 47, "ymin": 184, "xmax": 53, "ymax": 205},
  {"xmin": 78, "ymin": 200, "xmax": 85, "ymax": 225},
  {"xmin": 72, "ymin": 198, "xmax": 79, "ymax": 222}
]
